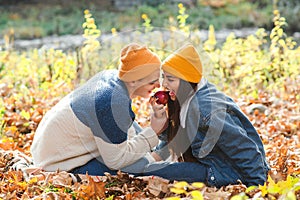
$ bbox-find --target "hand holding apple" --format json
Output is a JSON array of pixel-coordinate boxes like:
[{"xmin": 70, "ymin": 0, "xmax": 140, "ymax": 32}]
[
  {"xmin": 149, "ymin": 91, "xmax": 170, "ymax": 134},
  {"xmin": 153, "ymin": 91, "xmax": 170, "ymax": 105}
]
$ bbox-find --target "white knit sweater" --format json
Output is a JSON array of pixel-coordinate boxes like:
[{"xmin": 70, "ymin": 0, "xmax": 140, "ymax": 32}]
[{"xmin": 31, "ymin": 93, "xmax": 158, "ymax": 172}]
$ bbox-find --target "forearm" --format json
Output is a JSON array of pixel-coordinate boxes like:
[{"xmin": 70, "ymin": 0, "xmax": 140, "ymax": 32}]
[{"xmin": 96, "ymin": 127, "xmax": 159, "ymax": 169}]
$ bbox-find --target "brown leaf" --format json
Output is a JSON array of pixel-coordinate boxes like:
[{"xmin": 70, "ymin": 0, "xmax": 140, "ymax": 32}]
[
  {"xmin": 50, "ymin": 171, "xmax": 74, "ymax": 187},
  {"xmin": 76, "ymin": 174, "xmax": 106, "ymax": 199},
  {"xmin": 146, "ymin": 176, "xmax": 170, "ymax": 196}
]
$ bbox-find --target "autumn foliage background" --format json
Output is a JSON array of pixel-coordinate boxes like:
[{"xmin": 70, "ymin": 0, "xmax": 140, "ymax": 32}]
[{"xmin": 0, "ymin": 3, "xmax": 300, "ymax": 200}]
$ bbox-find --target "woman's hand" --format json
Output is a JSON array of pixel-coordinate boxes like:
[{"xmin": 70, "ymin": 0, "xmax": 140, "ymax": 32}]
[
  {"xmin": 151, "ymin": 152, "xmax": 162, "ymax": 161},
  {"xmin": 149, "ymin": 96, "xmax": 168, "ymax": 135}
]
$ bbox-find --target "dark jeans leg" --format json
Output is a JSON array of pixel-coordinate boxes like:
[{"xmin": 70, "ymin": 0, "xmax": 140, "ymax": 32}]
[
  {"xmin": 121, "ymin": 157, "xmax": 149, "ymax": 174},
  {"xmin": 70, "ymin": 158, "xmax": 117, "ymax": 176},
  {"xmin": 143, "ymin": 161, "xmax": 207, "ymax": 183}
]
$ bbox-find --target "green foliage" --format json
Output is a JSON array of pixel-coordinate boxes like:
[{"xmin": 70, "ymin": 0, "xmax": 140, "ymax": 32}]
[
  {"xmin": 0, "ymin": 48, "xmax": 76, "ymax": 95},
  {"xmin": 78, "ymin": 9, "xmax": 101, "ymax": 81},
  {"xmin": 276, "ymin": 0, "xmax": 300, "ymax": 33},
  {"xmin": 1, "ymin": 8, "xmax": 299, "ymax": 98},
  {"xmin": 201, "ymin": 9, "xmax": 299, "ymax": 96},
  {"xmin": 0, "ymin": 0, "xmax": 289, "ymax": 39},
  {"xmin": 82, "ymin": 10, "xmax": 101, "ymax": 50},
  {"xmin": 141, "ymin": 14, "xmax": 153, "ymax": 33},
  {"xmin": 268, "ymin": 10, "xmax": 298, "ymax": 87},
  {"xmin": 177, "ymin": 3, "xmax": 190, "ymax": 36},
  {"xmin": 211, "ymin": 1, "xmax": 261, "ymax": 29}
]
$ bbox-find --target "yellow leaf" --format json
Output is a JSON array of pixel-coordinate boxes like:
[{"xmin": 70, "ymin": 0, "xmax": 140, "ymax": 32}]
[
  {"xmin": 141, "ymin": 14, "xmax": 148, "ymax": 20},
  {"xmin": 189, "ymin": 190, "xmax": 203, "ymax": 200},
  {"xmin": 132, "ymin": 105, "xmax": 137, "ymax": 113},
  {"xmin": 178, "ymin": 3, "xmax": 183, "ymax": 9},
  {"xmin": 268, "ymin": 182, "xmax": 281, "ymax": 194},
  {"xmin": 245, "ymin": 185, "xmax": 257, "ymax": 193},
  {"xmin": 284, "ymin": 191, "xmax": 296, "ymax": 200},
  {"xmin": 28, "ymin": 177, "xmax": 38, "ymax": 184},
  {"xmin": 278, "ymin": 39, "xmax": 285, "ymax": 46},
  {"xmin": 277, "ymin": 28, "xmax": 283, "ymax": 37},
  {"xmin": 173, "ymin": 181, "xmax": 189, "ymax": 188},
  {"xmin": 84, "ymin": 9, "xmax": 90, "ymax": 15},
  {"xmin": 259, "ymin": 182, "xmax": 268, "ymax": 197},
  {"xmin": 170, "ymin": 187, "xmax": 187, "ymax": 194},
  {"xmin": 191, "ymin": 182, "xmax": 205, "ymax": 189},
  {"xmin": 230, "ymin": 193, "xmax": 248, "ymax": 200},
  {"xmin": 1, "ymin": 136, "xmax": 14, "ymax": 143},
  {"xmin": 267, "ymin": 175, "xmax": 280, "ymax": 194},
  {"xmin": 17, "ymin": 181, "xmax": 28, "ymax": 190},
  {"xmin": 165, "ymin": 197, "xmax": 181, "ymax": 200}
]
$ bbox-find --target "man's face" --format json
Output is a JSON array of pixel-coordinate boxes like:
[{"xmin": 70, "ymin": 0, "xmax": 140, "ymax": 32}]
[
  {"xmin": 132, "ymin": 69, "xmax": 161, "ymax": 98},
  {"xmin": 162, "ymin": 71, "xmax": 180, "ymax": 101}
]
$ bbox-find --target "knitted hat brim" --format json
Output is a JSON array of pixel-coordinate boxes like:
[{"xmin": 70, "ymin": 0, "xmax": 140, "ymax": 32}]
[
  {"xmin": 162, "ymin": 44, "xmax": 202, "ymax": 83},
  {"xmin": 162, "ymin": 55, "xmax": 201, "ymax": 83},
  {"xmin": 119, "ymin": 63, "xmax": 160, "ymax": 82}
]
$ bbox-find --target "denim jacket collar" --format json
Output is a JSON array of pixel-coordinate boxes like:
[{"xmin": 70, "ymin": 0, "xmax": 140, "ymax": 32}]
[{"xmin": 180, "ymin": 78, "xmax": 207, "ymax": 128}]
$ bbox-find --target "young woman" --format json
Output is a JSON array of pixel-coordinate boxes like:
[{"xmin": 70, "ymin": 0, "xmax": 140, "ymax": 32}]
[{"xmin": 145, "ymin": 44, "xmax": 269, "ymax": 187}]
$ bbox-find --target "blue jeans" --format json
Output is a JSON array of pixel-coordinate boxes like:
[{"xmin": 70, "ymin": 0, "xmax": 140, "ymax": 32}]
[
  {"xmin": 143, "ymin": 161, "xmax": 207, "ymax": 183},
  {"xmin": 70, "ymin": 156, "xmax": 150, "ymax": 176},
  {"xmin": 70, "ymin": 121, "xmax": 207, "ymax": 182},
  {"xmin": 70, "ymin": 158, "xmax": 117, "ymax": 175},
  {"xmin": 70, "ymin": 157, "xmax": 207, "ymax": 184}
]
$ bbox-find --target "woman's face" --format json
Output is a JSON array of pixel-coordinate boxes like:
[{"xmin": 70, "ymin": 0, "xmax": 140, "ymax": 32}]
[{"xmin": 162, "ymin": 71, "xmax": 180, "ymax": 101}]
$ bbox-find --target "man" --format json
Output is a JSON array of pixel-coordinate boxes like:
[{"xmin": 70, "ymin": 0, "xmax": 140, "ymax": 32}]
[{"xmin": 31, "ymin": 43, "xmax": 168, "ymax": 175}]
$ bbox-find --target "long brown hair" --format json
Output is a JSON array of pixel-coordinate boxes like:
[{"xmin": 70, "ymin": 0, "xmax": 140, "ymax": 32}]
[{"xmin": 167, "ymin": 80, "xmax": 198, "ymax": 162}]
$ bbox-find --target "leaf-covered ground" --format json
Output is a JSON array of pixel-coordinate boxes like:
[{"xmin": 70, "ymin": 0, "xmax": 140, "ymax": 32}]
[{"xmin": 0, "ymin": 77, "xmax": 299, "ymax": 199}]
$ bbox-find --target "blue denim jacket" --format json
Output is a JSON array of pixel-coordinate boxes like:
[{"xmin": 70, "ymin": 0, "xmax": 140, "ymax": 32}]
[{"xmin": 156, "ymin": 79, "xmax": 269, "ymax": 187}]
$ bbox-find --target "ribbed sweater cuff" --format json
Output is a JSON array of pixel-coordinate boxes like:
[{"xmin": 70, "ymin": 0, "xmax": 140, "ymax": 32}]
[
  {"xmin": 141, "ymin": 127, "xmax": 159, "ymax": 149},
  {"xmin": 144, "ymin": 152, "xmax": 156, "ymax": 163}
]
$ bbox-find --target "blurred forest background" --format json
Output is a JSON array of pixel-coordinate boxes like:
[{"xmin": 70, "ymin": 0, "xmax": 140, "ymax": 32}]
[{"xmin": 0, "ymin": 0, "xmax": 299, "ymax": 40}]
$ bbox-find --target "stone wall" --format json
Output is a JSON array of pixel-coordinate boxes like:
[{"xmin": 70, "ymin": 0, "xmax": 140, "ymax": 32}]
[{"xmin": 0, "ymin": 28, "xmax": 261, "ymax": 51}]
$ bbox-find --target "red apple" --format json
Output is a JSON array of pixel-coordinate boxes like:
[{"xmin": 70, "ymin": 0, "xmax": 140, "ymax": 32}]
[{"xmin": 153, "ymin": 91, "xmax": 170, "ymax": 105}]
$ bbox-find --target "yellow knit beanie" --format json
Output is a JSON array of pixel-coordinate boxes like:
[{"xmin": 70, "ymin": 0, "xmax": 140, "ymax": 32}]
[
  {"xmin": 162, "ymin": 44, "xmax": 202, "ymax": 83},
  {"xmin": 118, "ymin": 43, "xmax": 161, "ymax": 82}
]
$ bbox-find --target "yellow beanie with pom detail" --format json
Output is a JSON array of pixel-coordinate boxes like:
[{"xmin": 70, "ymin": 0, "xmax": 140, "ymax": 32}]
[
  {"xmin": 162, "ymin": 44, "xmax": 202, "ymax": 83},
  {"xmin": 118, "ymin": 43, "xmax": 161, "ymax": 82}
]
